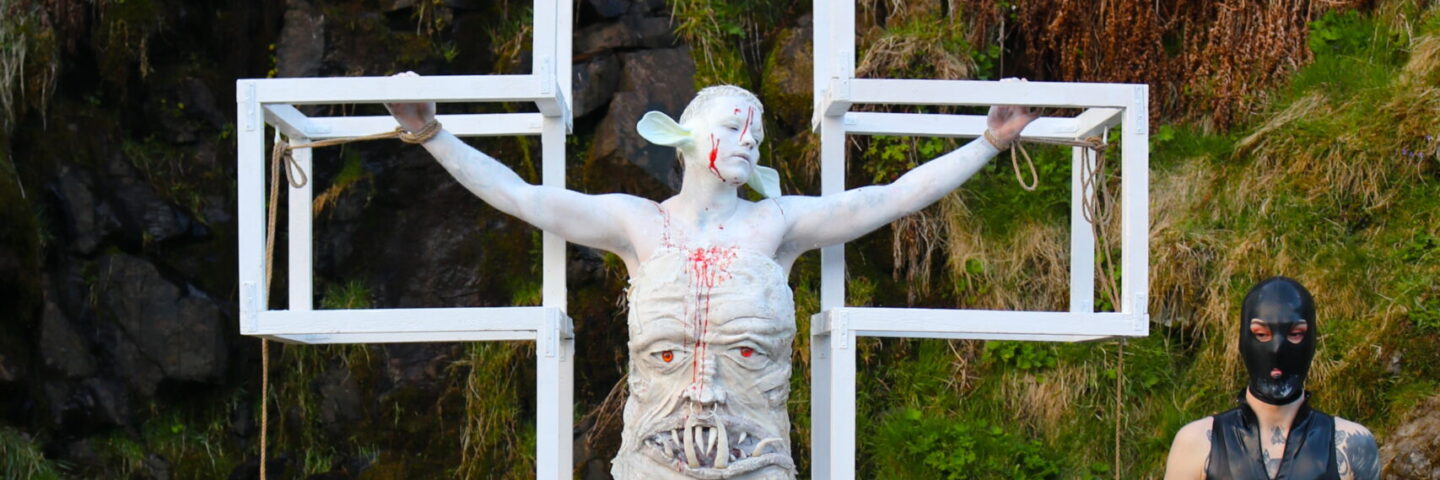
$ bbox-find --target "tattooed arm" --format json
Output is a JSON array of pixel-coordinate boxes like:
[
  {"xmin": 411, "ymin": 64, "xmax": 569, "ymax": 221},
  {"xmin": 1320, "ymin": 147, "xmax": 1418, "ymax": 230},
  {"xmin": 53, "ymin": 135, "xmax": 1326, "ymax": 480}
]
[
  {"xmin": 1333, "ymin": 418, "xmax": 1379, "ymax": 480},
  {"xmin": 1165, "ymin": 417, "xmax": 1213, "ymax": 480}
]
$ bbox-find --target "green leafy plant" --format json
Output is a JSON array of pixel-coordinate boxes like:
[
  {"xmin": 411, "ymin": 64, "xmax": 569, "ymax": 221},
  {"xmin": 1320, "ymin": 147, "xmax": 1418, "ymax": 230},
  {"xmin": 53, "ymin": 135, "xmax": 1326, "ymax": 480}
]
[
  {"xmin": 983, "ymin": 341, "xmax": 1057, "ymax": 371},
  {"xmin": 871, "ymin": 408, "xmax": 1060, "ymax": 479}
]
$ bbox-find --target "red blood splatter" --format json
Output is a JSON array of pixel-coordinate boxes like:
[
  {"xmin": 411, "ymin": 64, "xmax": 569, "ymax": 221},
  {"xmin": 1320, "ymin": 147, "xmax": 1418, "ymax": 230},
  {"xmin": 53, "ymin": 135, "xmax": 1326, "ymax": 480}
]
[
  {"xmin": 653, "ymin": 202, "xmax": 674, "ymax": 248},
  {"xmin": 707, "ymin": 134, "xmax": 722, "ymax": 180},
  {"xmin": 734, "ymin": 108, "xmax": 741, "ymax": 114},
  {"xmin": 686, "ymin": 246, "xmax": 737, "ymax": 390},
  {"xmin": 739, "ymin": 107, "xmax": 754, "ymax": 143}
]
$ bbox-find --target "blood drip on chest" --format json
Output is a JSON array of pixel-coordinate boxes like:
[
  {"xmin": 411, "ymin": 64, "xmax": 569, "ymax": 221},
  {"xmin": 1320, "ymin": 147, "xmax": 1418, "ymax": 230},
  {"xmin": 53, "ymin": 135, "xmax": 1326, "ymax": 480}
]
[{"xmin": 686, "ymin": 246, "xmax": 737, "ymax": 389}]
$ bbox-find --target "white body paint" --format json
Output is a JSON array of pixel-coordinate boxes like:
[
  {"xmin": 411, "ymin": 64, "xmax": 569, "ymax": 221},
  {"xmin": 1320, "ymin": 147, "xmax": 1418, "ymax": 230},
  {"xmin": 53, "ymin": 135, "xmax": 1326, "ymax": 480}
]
[{"xmin": 394, "ymin": 84, "xmax": 1027, "ymax": 479}]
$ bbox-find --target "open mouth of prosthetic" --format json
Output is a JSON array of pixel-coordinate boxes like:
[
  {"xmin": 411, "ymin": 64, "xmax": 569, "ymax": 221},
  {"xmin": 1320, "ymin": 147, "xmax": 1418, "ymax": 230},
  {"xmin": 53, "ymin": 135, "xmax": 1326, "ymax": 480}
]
[{"xmin": 640, "ymin": 412, "xmax": 793, "ymax": 477}]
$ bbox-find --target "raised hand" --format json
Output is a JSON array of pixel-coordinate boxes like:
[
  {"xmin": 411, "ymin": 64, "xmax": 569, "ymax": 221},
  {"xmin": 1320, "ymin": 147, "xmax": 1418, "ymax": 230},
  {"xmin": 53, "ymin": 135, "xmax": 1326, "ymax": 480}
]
[
  {"xmin": 985, "ymin": 78, "xmax": 1040, "ymax": 148},
  {"xmin": 383, "ymin": 71, "xmax": 437, "ymax": 132}
]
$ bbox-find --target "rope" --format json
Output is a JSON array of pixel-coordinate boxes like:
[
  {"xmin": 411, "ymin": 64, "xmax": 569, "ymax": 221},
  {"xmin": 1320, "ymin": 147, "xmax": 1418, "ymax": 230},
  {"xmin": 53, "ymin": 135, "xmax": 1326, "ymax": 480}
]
[
  {"xmin": 1115, "ymin": 339, "xmax": 1125, "ymax": 480},
  {"xmin": 257, "ymin": 119, "xmax": 442, "ymax": 479},
  {"xmin": 987, "ymin": 129, "xmax": 1125, "ymax": 478}
]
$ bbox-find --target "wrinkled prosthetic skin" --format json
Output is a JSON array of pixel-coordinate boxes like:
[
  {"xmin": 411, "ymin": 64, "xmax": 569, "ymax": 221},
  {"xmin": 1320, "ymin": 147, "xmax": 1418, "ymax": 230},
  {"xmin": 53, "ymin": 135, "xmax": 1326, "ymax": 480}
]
[
  {"xmin": 1239, "ymin": 277, "xmax": 1317, "ymax": 405},
  {"xmin": 612, "ymin": 248, "xmax": 797, "ymax": 479}
]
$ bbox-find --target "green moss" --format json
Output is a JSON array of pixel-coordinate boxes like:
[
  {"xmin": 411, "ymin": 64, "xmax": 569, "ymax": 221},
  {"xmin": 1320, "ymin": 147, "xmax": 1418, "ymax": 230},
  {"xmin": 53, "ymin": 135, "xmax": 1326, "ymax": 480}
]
[{"xmin": 667, "ymin": 0, "xmax": 789, "ymax": 89}]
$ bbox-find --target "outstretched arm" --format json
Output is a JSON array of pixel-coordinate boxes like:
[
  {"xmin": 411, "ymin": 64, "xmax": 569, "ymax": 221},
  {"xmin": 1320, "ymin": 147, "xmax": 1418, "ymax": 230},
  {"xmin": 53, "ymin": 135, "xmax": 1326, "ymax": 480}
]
[
  {"xmin": 386, "ymin": 75, "xmax": 646, "ymax": 256},
  {"xmin": 778, "ymin": 102, "xmax": 1037, "ymax": 252}
]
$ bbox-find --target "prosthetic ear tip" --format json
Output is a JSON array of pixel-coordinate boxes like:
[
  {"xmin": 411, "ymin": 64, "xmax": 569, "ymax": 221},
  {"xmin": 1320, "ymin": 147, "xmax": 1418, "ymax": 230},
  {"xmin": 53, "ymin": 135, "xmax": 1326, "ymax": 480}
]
[
  {"xmin": 748, "ymin": 166, "xmax": 781, "ymax": 199},
  {"xmin": 637, "ymin": 111, "xmax": 694, "ymax": 147}
]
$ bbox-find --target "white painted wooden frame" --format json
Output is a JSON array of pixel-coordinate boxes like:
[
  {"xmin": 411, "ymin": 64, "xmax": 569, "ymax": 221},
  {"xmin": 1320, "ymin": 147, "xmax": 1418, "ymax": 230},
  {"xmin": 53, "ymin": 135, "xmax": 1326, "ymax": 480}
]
[
  {"xmin": 235, "ymin": 1, "xmax": 574, "ymax": 478},
  {"xmin": 809, "ymin": 2, "xmax": 1149, "ymax": 478}
]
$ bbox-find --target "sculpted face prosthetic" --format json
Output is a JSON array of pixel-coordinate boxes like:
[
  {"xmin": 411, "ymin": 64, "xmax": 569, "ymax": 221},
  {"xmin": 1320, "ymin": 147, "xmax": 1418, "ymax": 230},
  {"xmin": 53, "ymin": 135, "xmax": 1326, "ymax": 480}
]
[
  {"xmin": 613, "ymin": 88, "xmax": 795, "ymax": 479},
  {"xmin": 1239, "ymin": 277, "xmax": 1317, "ymax": 405}
]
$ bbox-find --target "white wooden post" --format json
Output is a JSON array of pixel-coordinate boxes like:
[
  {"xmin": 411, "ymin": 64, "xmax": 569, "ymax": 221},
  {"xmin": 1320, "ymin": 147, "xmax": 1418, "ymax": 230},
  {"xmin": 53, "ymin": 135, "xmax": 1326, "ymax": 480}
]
[
  {"xmin": 236, "ymin": 1, "xmax": 576, "ymax": 477},
  {"xmin": 808, "ymin": 2, "xmax": 1150, "ymax": 477}
]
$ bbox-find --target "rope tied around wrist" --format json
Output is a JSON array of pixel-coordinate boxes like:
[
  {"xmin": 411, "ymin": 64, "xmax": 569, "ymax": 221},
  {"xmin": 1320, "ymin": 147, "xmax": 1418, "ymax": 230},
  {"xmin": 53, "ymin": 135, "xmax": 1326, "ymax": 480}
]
[{"xmin": 259, "ymin": 118, "xmax": 440, "ymax": 479}]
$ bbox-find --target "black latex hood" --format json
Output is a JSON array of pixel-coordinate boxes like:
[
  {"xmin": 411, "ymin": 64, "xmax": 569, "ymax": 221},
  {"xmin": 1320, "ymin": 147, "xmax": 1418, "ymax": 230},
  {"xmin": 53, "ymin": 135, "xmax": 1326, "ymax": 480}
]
[{"xmin": 1239, "ymin": 277, "xmax": 1317, "ymax": 405}]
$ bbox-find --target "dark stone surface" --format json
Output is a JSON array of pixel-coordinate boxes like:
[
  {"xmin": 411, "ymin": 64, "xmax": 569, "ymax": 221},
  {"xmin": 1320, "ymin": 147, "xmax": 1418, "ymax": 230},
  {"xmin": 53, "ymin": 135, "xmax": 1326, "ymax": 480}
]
[
  {"xmin": 587, "ymin": 0, "xmax": 629, "ymax": 18},
  {"xmin": 142, "ymin": 453, "xmax": 173, "ymax": 480},
  {"xmin": 94, "ymin": 254, "xmax": 228, "ymax": 390},
  {"xmin": 573, "ymin": 53, "xmax": 620, "ymax": 118},
  {"xmin": 50, "ymin": 165, "xmax": 120, "ymax": 255},
  {"xmin": 278, "ymin": 0, "xmax": 326, "ymax": 78},
  {"xmin": 576, "ymin": 22, "xmax": 636, "ymax": 56},
  {"xmin": 103, "ymin": 156, "xmax": 205, "ymax": 245},
  {"xmin": 315, "ymin": 365, "xmax": 363, "ymax": 436},
  {"xmin": 624, "ymin": 15, "xmax": 676, "ymax": 49},
  {"xmin": 40, "ymin": 377, "xmax": 130, "ymax": 430},
  {"xmin": 588, "ymin": 47, "xmax": 696, "ymax": 192},
  {"xmin": 38, "ymin": 296, "xmax": 96, "ymax": 379},
  {"xmin": 1381, "ymin": 394, "xmax": 1440, "ymax": 479},
  {"xmin": 761, "ymin": 13, "xmax": 814, "ymax": 131},
  {"xmin": 81, "ymin": 377, "xmax": 133, "ymax": 429}
]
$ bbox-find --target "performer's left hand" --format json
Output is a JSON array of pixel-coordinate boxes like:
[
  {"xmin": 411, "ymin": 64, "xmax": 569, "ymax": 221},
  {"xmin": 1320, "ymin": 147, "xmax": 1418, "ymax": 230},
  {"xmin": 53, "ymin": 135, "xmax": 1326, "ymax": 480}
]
[{"xmin": 986, "ymin": 78, "xmax": 1040, "ymax": 148}]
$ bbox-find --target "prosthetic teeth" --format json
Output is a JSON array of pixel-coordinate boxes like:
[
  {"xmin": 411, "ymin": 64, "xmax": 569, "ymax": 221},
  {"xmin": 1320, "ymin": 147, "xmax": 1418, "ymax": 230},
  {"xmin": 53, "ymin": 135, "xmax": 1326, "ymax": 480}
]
[{"xmin": 647, "ymin": 420, "xmax": 782, "ymax": 471}]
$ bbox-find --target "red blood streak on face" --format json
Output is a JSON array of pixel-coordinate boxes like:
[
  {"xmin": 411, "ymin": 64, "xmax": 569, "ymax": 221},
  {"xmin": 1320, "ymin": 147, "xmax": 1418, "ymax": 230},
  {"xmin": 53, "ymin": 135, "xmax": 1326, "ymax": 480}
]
[
  {"xmin": 707, "ymin": 134, "xmax": 722, "ymax": 180},
  {"xmin": 739, "ymin": 107, "xmax": 754, "ymax": 144},
  {"xmin": 685, "ymin": 246, "xmax": 737, "ymax": 388}
]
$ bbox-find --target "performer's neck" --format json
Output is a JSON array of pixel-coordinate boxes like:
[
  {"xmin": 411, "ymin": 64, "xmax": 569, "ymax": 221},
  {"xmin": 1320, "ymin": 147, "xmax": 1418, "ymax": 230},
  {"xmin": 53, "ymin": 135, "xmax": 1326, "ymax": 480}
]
[
  {"xmin": 674, "ymin": 167, "xmax": 741, "ymax": 225},
  {"xmin": 1244, "ymin": 388, "xmax": 1305, "ymax": 430}
]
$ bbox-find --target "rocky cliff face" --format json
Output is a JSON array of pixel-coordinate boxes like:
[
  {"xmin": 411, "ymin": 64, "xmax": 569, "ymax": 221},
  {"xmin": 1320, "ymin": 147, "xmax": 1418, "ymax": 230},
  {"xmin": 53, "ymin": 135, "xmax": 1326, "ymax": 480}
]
[{"xmin": 0, "ymin": 0, "xmax": 816, "ymax": 478}]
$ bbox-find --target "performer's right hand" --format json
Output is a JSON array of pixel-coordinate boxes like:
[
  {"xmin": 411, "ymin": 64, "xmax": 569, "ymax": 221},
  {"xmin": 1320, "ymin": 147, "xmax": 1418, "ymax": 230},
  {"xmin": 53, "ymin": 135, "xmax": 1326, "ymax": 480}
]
[{"xmin": 384, "ymin": 71, "xmax": 437, "ymax": 132}]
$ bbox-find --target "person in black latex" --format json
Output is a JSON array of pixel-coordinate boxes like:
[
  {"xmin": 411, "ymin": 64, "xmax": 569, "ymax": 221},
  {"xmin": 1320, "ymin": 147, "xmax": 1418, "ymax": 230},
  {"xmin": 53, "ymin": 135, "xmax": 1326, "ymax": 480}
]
[{"xmin": 1164, "ymin": 277, "xmax": 1379, "ymax": 480}]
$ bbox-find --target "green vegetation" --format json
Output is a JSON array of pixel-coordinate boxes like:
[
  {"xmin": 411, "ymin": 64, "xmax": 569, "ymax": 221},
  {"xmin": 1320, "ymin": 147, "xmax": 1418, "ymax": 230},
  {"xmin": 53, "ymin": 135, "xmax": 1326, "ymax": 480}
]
[
  {"xmin": 0, "ymin": 427, "xmax": 63, "ymax": 479},
  {"xmin": 668, "ymin": 0, "xmax": 790, "ymax": 89},
  {"xmin": 831, "ymin": 4, "xmax": 1440, "ymax": 477}
]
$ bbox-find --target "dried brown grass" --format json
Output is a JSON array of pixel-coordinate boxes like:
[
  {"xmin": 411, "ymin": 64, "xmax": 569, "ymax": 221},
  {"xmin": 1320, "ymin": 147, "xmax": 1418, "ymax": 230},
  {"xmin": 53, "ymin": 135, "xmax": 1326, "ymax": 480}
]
[
  {"xmin": 950, "ymin": 0, "xmax": 1367, "ymax": 129},
  {"xmin": 1010, "ymin": 364, "xmax": 1095, "ymax": 435},
  {"xmin": 1147, "ymin": 161, "xmax": 1223, "ymax": 328},
  {"xmin": 941, "ymin": 196, "xmax": 1069, "ymax": 311},
  {"xmin": 1400, "ymin": 34, "xmax": 1440, "ymax": 84}
]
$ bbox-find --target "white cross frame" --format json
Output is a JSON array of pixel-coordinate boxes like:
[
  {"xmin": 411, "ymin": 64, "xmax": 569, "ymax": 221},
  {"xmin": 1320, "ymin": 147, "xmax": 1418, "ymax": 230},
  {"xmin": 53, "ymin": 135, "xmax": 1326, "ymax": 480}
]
[
  {"xmin": 234, "ymin": 2, "xmax": 575, "ymax": 478},
  {"xmin": 808, "ymin": 2, "xmax": 1151, "ymax": 478}
]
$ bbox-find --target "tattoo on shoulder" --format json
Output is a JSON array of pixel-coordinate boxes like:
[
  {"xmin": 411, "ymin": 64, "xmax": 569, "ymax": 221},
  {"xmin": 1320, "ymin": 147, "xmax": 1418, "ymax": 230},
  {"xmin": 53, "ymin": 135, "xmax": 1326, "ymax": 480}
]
[
  {"xmin": 1270, "ymin": 426, "xmax": 1285, "ymax": 445},
  {"xmin": 1334, "ymin": 429, "xmax": 1379, "ymax": 480}
]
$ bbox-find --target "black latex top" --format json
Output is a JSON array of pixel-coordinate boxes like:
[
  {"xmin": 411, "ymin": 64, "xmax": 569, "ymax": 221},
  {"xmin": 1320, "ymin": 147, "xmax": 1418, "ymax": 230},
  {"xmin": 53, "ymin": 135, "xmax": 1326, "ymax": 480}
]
[{"xmin": 1205, "ymin": 392, "xmax": 1338, "ymax": 480}]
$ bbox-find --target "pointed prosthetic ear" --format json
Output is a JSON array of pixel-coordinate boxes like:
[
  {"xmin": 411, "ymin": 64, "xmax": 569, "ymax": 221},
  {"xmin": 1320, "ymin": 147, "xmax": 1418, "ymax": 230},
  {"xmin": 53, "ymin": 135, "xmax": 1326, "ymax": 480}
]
[
  {"xmin": 747, "ymin": 165, "xmax": 782, "ymax": 199},
  {"xmin": 636, "ymin": 111, "xmax": 694, "ymax": 147}
]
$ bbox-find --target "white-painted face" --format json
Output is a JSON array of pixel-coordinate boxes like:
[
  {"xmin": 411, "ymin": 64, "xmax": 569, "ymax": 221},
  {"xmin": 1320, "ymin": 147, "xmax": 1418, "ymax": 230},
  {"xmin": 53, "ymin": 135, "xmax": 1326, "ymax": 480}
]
[
  {"xmin": 684, "ymin": 97, "xmax": 764, "ymax": 188},
  {"xmin": 612, "ymin": 248, "xmax": 796, "ymax": 480}
]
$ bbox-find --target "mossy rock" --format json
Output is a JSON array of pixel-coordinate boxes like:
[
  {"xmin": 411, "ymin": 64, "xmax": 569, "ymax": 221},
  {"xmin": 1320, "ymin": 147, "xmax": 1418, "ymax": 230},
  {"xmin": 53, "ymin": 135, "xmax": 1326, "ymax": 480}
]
[{"xmin": 760, "ymin": 17, "xmax": 814, "ymax": 132}]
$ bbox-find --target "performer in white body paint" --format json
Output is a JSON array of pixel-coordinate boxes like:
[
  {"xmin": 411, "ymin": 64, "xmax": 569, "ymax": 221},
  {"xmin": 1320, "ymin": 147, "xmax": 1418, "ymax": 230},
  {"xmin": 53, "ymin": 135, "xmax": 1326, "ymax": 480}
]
[{"xmin": 386, "ymin": 74, "xmax": 1037, "ymax": 479}]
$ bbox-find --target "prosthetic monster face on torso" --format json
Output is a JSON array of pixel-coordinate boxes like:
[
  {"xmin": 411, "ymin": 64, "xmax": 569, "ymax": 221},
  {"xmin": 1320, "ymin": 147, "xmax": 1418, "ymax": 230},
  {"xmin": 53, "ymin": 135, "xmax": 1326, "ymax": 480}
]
[{"xmin": 612, "ymin": 246, "xmax": 797, "ymax": 479}]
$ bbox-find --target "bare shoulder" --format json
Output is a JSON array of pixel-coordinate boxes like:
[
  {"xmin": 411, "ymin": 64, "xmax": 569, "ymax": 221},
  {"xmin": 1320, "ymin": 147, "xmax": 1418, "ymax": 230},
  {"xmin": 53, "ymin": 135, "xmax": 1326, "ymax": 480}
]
[
  {"xmin": 1172, "ymin": 417, "xmax": 1214, "ymax": 451},
  {"xmin": 1164, "ymin": 417, "xmax": 1213, "ymax": 480},
  {"xmin": 1332, "ymin": 417, "xmax": 1379, "ymax": 480}
]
